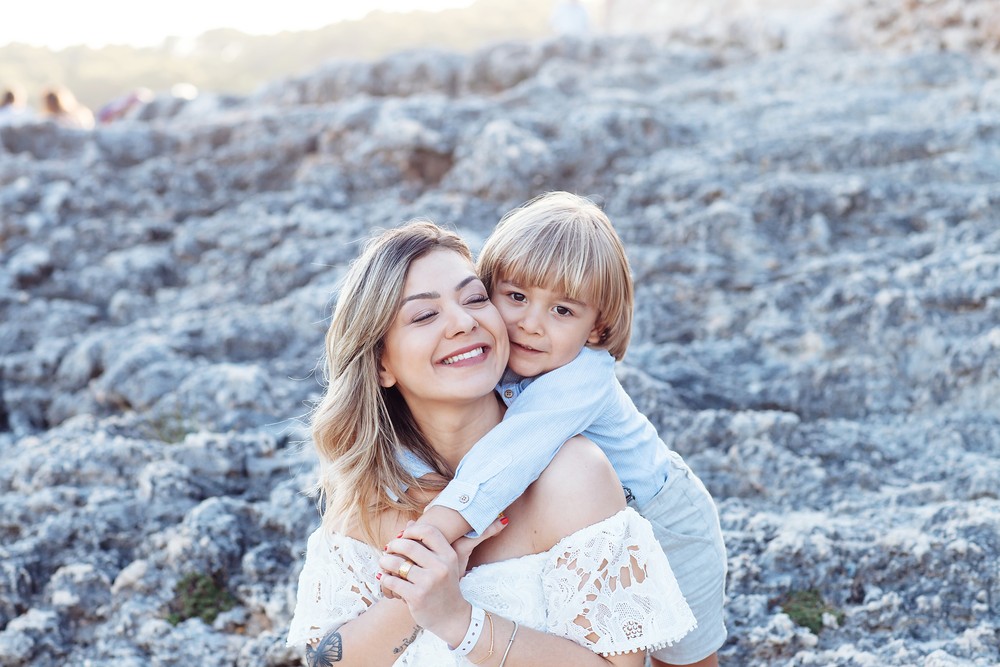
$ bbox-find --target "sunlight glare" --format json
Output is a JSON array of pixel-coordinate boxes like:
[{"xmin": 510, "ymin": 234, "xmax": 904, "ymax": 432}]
[{"xmin": 1, "ymin": 0, "xmax": 477, "ymax": 49}]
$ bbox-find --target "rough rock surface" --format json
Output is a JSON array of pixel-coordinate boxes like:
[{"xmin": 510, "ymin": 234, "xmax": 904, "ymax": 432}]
[{"xmin": 1, "ymin": 6, "xmax": 998, "ymax": 666}]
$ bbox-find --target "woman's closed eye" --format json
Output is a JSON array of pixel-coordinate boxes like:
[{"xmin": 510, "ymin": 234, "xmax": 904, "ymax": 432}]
[
  {"xmin": 411, "ymin": 294, "xmax": 487, "ymax": 322},
  {"xmin": 411, "ymin": 310, "xmax": 438, "ymax": 323},
  {"xmin": 465, "ymin": 293, "xmax": 490, "ymax": 306}
]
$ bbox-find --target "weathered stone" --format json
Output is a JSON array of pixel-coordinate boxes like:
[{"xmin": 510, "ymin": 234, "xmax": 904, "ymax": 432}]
[{"xmin": 1, "ymin": 3, "xmax": 998, "ymax": 664}]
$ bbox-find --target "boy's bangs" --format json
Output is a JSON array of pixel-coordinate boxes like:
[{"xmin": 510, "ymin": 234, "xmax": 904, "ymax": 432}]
[{"xmin": 500, "ymin": 234, "xmax": 599, "ymax": 303}]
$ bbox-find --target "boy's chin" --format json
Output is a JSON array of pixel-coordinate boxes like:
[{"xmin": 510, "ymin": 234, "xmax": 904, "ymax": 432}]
[{"xmin": 507, "ymin": 358, "xmax": 548, "ymax": 378}]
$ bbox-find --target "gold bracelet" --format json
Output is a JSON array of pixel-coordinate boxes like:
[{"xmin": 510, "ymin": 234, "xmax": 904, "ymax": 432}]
[
  {"xmin": 498, "ymin": 620, "xmax": 519, "ymax": 667},
  {"xmin": 469, "ymin": 611, "xmax": 495, "ymax": 665}
]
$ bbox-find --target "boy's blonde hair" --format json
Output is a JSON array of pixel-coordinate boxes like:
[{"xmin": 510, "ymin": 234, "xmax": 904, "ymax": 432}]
[{"xmin": 478, "ymin": 191, "xmax": 634, "ymax": 361}]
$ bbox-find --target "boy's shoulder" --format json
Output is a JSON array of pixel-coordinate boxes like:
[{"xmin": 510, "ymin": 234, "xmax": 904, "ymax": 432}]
[{"xmin": 551, "ymin": 346, "xmax": 616, "ymax": 378}]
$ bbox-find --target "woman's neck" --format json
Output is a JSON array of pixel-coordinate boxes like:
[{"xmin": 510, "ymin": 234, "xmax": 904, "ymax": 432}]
[{"xmin": 410, "ymin": 394, "xmax": 505, "ymax": 472}]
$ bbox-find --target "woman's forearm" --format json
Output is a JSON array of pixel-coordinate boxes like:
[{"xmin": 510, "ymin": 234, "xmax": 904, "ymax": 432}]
[
  {"xmin": 460, "ymin": 614, "xmax": 643, "ymax": 667},
  {"xmin": 304, "ymin": 597, "xmax": 420, "ymax": 667}
]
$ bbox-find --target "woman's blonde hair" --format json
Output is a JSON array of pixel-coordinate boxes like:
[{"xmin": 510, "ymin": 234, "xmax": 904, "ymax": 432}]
[
  {"xmin": 478, "ymin": 191, "xmax": 634, "ymax": 361},
  {"xmin": 311, "ymin": 220, "xmax": 471, "ymax": 545}
]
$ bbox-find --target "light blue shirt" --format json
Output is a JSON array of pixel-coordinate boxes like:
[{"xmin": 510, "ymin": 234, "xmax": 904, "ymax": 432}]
[{"xmin": 404, "ymin": 347, "xmax": 673, "ymax": 535}]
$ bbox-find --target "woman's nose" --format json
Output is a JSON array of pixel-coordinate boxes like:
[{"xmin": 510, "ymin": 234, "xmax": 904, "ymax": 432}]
[{"xmin": 446, "ymin": 304, "xmax": 478, "ymax": 336}]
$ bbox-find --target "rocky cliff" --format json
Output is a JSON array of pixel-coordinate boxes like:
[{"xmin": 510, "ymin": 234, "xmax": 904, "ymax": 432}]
[{"xmin": 1, "ymin": 5, "xmax": 998, "ymax": 666}]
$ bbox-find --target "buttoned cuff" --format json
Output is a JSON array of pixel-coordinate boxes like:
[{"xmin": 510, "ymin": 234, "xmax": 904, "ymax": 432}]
[{"xmin": 427, "ymin": 482, "xmax": 504, "ymax": 537}]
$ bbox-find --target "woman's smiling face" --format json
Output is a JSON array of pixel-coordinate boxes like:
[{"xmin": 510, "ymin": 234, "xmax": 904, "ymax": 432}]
[{"xmin": 378, "ymin": 248, "xmax": 509, "ymax": 412}]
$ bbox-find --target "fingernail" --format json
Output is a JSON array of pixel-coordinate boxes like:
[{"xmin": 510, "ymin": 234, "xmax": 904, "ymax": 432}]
[
  {"xmin": 396, "ymin": 532, "xmax": 404, "ymax": 538},
  {"xmin": 376, "ymin": 572, "xmax": 382, "ymax": 580},
  {"xmin": 384, "ymin": 545, "xmax": 388, "ymax": 551},
  {"xmin": 500, "ymin": 516, "xmax": 509, "ymax": 525}
]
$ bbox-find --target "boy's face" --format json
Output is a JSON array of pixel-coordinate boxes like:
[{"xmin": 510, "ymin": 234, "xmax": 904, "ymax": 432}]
[{"xmin": 491, "ymin": 279, "xmax": 603, "ymax": 378}]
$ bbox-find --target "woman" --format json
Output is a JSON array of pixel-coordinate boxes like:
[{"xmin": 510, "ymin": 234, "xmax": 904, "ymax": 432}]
[{"xmin": 287, "ymin": 221, "xmax": 695, "ymax": 665}]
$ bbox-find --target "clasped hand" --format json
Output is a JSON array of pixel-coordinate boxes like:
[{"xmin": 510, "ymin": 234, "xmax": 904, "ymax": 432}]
[{"xmin": 379, "ymin": 518, "xmax": 506, "ymax": 647}]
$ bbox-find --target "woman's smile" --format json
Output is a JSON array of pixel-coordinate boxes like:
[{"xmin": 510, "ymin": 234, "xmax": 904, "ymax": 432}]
[{"xmin": 439, "ymin": 345, "xmax": 489, "ymax": 366}]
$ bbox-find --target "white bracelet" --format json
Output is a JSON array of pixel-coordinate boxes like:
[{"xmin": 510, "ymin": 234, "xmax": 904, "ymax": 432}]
[{"xmin": 449, "ymin": 605, "xmax": 486, "ymax": 657}]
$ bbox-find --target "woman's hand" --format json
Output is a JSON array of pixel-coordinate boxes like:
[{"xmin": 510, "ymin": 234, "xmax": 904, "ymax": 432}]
[{"xmin": 378, "ymin": 519, "xmax": 506, "ymax": 646}]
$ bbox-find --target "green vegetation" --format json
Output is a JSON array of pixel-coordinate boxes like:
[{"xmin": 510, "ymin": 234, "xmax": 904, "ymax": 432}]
[
  {"xmin": 167, "ymin": 572, "xmax": 236, "ymax": 626},
  {"xmin": 141, "ymin": 408, "xmax": 198, "ymax": 444},
  {"xmin": 778, "ymin": 589, "xmax": 845, "ymax": 634},
  {"xmin": 0, "ymin": 0, "xmax": 556, "ymax": 110}
]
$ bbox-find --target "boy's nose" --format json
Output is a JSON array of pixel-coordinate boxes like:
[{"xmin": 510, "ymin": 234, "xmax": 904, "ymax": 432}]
[{"xmin": 518, "ymin": 310, "xmax": 543, "ymax": 335}]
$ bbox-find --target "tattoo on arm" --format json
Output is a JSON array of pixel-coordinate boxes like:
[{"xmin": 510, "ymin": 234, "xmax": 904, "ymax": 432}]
[
  {"xmin": 306, "ymin": 630, "xmax": 343, "ymax": 666},
  {"xmin": 392, "ymin": 625, "xmax": 422, "ymax": 655}
]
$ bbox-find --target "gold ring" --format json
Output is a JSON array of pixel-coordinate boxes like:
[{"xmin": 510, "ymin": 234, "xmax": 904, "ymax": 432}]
[{"xmin": 397, "ymin": 560, "xmax": 414, "ymax": 581}]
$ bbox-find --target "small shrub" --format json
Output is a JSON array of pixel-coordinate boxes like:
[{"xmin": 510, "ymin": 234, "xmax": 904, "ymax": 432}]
[
  {"xmin": 166, "ymin": 571, "xmax": 236, "ymax": 626},
  {"xmin": 778, "ymin": 588, "xmax": 844, "ymax": 634},
  {"xmin": 142, "ymin": 408, "xmax": 197, "ymax": 444}
]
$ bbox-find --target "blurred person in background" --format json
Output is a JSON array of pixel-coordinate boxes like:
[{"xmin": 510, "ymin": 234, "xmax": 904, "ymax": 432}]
[
  {"xmin": 0, "ymin": 84, "xmax": 31, "ymax": 124},
  {"xmin": 97, "ymin": 87, "xmax": 153, "ymax": 124},
  {"xmin": 42, "ymin": 86, "xmax": 95, "ymax": 129},
  {"xmin": 551, "ymin": 0, "xmax": 592, "ymax": 36}
]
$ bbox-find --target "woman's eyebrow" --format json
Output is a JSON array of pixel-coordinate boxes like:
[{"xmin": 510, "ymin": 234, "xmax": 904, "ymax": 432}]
[
  {"xmin": 401, "ymin": 276, "xmax": 479, "ymax": 304},
  {"xmin": 401, "ymin": 291, "xmax": 439, "ymax": 304}
]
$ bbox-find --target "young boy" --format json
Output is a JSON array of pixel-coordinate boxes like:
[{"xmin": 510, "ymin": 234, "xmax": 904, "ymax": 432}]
[{"xmin": 402, "ymin": 192, "xmax": 727, "ymax": 667}]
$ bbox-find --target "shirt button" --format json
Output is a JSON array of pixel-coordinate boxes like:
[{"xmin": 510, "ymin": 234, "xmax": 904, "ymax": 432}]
[
  {"xmin": 458, "ymin": 494, "xmax": 470, "ymax": 504},
  {"xmin": 504, "ymin": 389, "xmax": 514, "ymax": 399}
]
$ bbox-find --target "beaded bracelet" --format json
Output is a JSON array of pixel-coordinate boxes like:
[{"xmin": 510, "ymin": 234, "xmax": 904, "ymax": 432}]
[{"xmin": 449, "ymin": 605, "xmax": 486, "ymax": 657}]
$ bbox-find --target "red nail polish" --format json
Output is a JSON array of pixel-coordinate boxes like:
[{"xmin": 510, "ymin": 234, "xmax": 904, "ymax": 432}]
[
  {"xmin": 397, "ymin": 532, "xmax": 404, "ymax": 538},
  {"xmin": 376, "ymin": 572, "xmax": 382, "ymax": 580},
  {"xmin": 384, "ymin": 545, "xmax": 388, "ymax": 551},
  {"xmin": 500, "ymin": 517, "xmax": 509, "ymax": 525}
]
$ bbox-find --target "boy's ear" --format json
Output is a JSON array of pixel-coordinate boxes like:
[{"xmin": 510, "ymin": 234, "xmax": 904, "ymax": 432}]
[{"xmin": 587, "ymin": 323, "xmax": 606, "ymax": 346}]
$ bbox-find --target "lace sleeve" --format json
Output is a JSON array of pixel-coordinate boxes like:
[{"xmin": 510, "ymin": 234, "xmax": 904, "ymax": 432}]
[
  {"xmin": 286, "ymin": 527, "xmax": 383, "ymax": 647},
  {"xmin": 541, "ymin": 508, "xmax": 697, "ymax": 656}
]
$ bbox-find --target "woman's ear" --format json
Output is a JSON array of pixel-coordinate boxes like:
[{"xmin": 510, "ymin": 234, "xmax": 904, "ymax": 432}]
[{"xmin": 378, "ymin": 363, "xmax": 397, "ymax": 388}]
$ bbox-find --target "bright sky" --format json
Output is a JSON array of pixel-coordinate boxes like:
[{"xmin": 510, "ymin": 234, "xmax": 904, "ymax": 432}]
[{"xmin": 1, "ymin": 0, "xmax": 477, "ymax": 50}]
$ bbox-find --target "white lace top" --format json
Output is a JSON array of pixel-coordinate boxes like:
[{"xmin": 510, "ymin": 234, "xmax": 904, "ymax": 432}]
[{"xmin": 287, "ymin": 508, "xmax": 697, "ymax": 664}]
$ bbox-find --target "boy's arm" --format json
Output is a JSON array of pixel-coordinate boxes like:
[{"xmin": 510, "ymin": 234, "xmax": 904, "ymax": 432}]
[{"xmin": 417, "ymin": 348, "xmax": 617, "ymax": 541}]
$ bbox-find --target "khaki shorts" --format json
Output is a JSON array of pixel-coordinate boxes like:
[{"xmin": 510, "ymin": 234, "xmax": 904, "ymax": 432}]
[{"xmin": 630, "ymin": 451, "xmax": 728, "ymax": 664}]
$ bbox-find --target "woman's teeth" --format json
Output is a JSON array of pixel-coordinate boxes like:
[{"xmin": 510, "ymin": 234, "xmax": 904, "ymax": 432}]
[{"xmin": 442, "ymin": 347, "xmax": 484, "ymax": 364}]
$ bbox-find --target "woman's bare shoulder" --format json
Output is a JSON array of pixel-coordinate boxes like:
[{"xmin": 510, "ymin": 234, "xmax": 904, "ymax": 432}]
[
  {"xmin": 524, "ymin": 435, "xmax": 626, "ymax": 551},
  {"xmin": 335, "ymin": 508, "xmax": 413, "ymax": 548}
]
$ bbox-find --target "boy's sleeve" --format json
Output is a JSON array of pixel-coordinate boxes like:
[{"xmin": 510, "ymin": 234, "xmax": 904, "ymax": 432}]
[
  {"xmin": 428, "ymin": 348, "xmax": 616, "ymax": 535},
  {"xmin": 387, "ymin": 447, "xmax": 437, "ymax": 501}
]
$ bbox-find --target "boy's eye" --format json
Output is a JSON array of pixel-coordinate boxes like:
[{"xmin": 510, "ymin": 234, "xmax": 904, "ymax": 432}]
[
  {"xmin": 554, "ymin": 305, "xmax": 573, "ymax": 316},
  {"xmin": 510, "ymin": 292, "xmax": 526, "ymax": 303}
]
